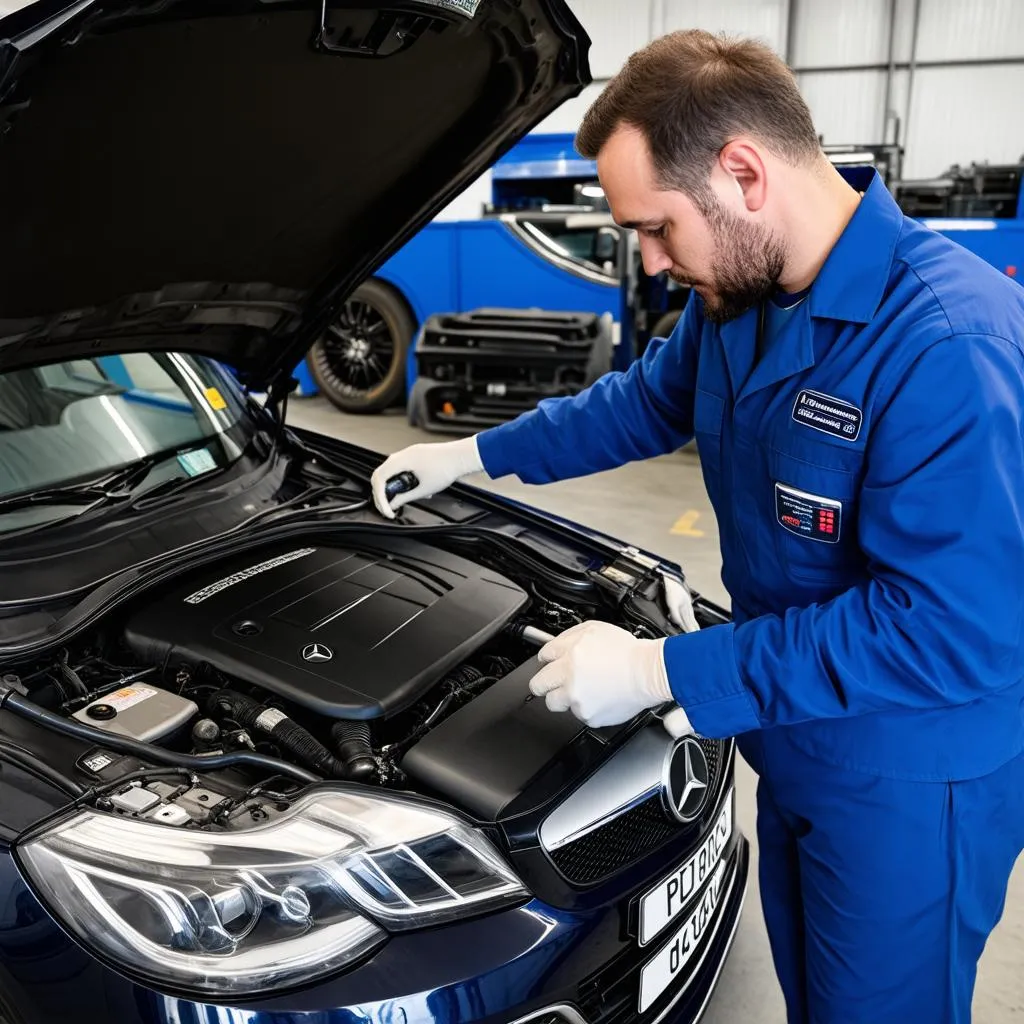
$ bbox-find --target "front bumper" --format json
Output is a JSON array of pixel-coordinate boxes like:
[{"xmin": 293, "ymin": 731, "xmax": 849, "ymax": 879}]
[{"xmin": 0, "ymin": 803, "xmax": 747, "ymax": 1024}]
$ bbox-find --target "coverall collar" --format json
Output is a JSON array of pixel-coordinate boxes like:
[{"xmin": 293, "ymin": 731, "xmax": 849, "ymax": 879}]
[
  {"xmin": 808, "ymin": 167, "xmax": 904, "ymax": 324},
  {"xmin": 718, "ymin": 167, "xmax": 903, "ymax": 400}
]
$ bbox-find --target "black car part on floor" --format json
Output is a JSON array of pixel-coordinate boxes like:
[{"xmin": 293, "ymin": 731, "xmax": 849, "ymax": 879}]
[
  {"xmin": 407, "ymin": 307, "xmax": 613, "ymax": 433},
  {"xmin": 896, "ymin": 159, "xmax": 1023, "ymax": 219}
]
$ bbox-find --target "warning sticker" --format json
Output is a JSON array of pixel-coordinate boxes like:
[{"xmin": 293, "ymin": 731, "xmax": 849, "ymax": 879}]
[
  {"xmin": 184, "ymin": 548, "xmax": 316, "ymax": 604},
  {"xmin": 775, "ymin": 483, "xmax": 842, "ymax": 544},
  {"xmin": 792, "ymin": 389, "xmax": 862, "ymax": 441},
  {"xmin": 81, "ymin": 751, "xmax": 116, "ymax": 774},
  {"xmin": 204, "ymin": 387, "xmax": 228, "ymax": 411},
  {"xmin": 104, "ymin": 686, "xmax": 158, "ymax": 713}
]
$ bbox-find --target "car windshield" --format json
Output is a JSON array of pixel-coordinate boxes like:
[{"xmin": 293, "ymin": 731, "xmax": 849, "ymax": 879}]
[{"xmin": 0, "ymin": 353, "xmax": 252, "ymax": 502}]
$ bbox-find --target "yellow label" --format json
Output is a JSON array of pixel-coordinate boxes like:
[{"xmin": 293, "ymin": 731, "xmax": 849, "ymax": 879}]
[{"xmin": 204, "ymin": 387, "xmax": 227, "ymax": 411}]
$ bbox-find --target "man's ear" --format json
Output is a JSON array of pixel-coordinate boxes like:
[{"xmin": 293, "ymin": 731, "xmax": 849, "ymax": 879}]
[{"xmin": 718, "ymin": 141, "xmax": 768, "ymax": 212}]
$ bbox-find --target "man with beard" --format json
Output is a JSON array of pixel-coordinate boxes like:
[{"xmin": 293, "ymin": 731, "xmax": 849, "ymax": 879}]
[{"xmin": 371, "ymin": 29, "xmax": 1024, "ymax": 1024}]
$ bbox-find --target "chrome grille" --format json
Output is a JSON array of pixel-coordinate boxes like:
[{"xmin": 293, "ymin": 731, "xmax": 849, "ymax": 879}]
[
  {"xmin": 544, "ymin": 734, "xmax": 730, "ymax": 887},
  {"xmin": 699, "ymin": 736, "xmax": 720, "ymax": 784},
  {"xmin": 548, "ymin": 797, "xmax": 681, "ymax": 884}
]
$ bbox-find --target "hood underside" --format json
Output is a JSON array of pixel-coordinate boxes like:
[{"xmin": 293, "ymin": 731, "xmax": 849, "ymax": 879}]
[{"xmin": 0, "ymin": 0, "xmax": 590, "ymax": 385}]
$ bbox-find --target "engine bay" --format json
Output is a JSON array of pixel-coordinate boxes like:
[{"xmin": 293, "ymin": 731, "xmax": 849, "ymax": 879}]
[
  {"xmin": 123, "ymin": 538, "xmax": 529, "ymax": 720},
  {"xmin": 1, "ymin": 527, "xmax": 694, "ymax": 837}
]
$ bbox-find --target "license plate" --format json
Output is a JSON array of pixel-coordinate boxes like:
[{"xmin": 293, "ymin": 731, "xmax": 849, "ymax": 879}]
[
  {"xmin": 639, "ymin": 792, "xmax": 732, "ymax": 946},
  {"xmin": 638, "ymin": 859, "xmax": 727, "ymax": 1014}
]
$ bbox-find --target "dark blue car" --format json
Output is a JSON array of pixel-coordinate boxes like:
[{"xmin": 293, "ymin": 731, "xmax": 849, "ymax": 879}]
[{"xmin": 0, "ymin": 1, "xmax": 747, "ymax": 1021}]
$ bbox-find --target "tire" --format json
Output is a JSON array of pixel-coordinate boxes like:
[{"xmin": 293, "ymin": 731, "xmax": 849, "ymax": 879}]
[
  {"xmin": 306, "ymin": 279, "xmax": 415, "ymax": 414},
  {"xmin": 650, "ymin": 310, "xmax": 683, "ymax": 341}
]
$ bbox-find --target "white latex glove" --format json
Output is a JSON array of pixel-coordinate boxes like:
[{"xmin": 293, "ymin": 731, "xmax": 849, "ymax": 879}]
[
  {"xmin": 529, "ymin": 621, "xmax": 673, "ymax": 729},
  {"xmin": 663, "ymin": 574, "xmax": 700, "ymax": 633},
  {"xmin": 662, "ymin": 706, "xmax": 695, "ymax": 738},
  {"xmin": 660, "ymin": 576, "xmax": 698, "ymax": 737},
  {"xmin": 371, "ymin": 435, "xmax": 485, "ymax": 518}
]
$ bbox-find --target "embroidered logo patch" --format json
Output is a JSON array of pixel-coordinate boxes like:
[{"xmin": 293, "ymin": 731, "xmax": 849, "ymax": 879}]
[
  {"xmin": 792, "ymin": 389, "xmax": 862, "ymax": 441},
  {"xmin": 775, "ymin": 483, "xmax": 842, "ymax": 544}
]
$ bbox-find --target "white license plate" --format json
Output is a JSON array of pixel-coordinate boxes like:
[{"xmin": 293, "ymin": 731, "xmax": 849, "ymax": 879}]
[
  {"xmin": 639, "ymin": 792, "xmax": 733, "ymax": 946},
  {"xmin": 638, "ymin": 859, "xmax": 728, "ymax": 1014}
]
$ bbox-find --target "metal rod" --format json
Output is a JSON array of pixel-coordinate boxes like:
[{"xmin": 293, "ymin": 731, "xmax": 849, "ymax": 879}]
[
  {"xmin": 521, "ymin": 626, "xmax": 557, "ymax": 647},
  {"xmin": 881, "ymin": 0, "xmax": 898, "ymax": 144},
  {"xmin": 784, "ymin": 0, "xmax": 800, "ymax": 66},
  {"xmin": 0, "ymin": 689, "xmax": 320, "ymax": 785},
  {"xmin": 904, "ymin": 0, "xmax": 924, "ymax": 170},
  {"xmin": 781, "ymin": 55, "xmax": 1024, "ymax": 76}
]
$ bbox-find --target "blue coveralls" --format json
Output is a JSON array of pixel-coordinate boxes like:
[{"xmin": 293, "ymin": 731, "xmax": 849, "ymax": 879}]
[{"xmin": 477, "ymin": 168, "xmax": 1024, "ymax": 1023}]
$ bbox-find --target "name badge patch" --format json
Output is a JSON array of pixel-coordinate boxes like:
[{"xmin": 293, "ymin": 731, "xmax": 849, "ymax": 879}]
[
  {"xmin": 775, "ymin": 483, "xmax": 841, "ymax": 543},
  {"xmin": 792, "ymin": 389, "xmax": 862, "ymax": 441}
]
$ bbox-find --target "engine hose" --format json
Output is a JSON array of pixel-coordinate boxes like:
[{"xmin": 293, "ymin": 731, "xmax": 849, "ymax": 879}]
[
  {"xmin": 0, "ymin": 688, "xmax": 319, "ymax": 785},
  {"xmin": 330, "ymin": 721, "xmax": 377, "ymax": 782},
  {"xmin": 210, "ymin": 690, "xmax": 349, "ymax": 780},
  {"xmin": 57, "ymin": 653, "xmax": 89, "ymax": 698},
  {"xmin": 442, "ymin": 664, "xmax": 485, "ymax": 690},
  {"xmin": 392, "ymin": 666, "xmax": 488, "ymax": 757}
]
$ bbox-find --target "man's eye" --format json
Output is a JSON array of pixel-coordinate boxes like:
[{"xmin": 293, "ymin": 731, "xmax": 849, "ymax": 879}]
[{"xmin": 646, "ymin": 226, "xmax": 666, "ymax": 239}]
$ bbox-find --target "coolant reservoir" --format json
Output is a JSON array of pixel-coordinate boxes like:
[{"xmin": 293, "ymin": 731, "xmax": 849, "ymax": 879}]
[{"xmin": 72, "ymin": 685, "xmax": 197, "ymax": 742}]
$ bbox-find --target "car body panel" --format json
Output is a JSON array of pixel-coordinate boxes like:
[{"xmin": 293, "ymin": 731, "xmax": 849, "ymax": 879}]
[
  {"xmin": 0, "ymin": 2, "xmax": 748, "ymax": 1017},
  {"xmin": 0, "ymin": 0, "xmax": 590, "ymax": 388},
  {"xmin": 1, "ymin": 816, "xmax": 747, "ymax": 1024}
]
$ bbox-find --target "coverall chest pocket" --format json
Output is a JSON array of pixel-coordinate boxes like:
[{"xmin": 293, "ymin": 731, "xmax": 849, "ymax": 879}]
[
  {"xmin": 693, "ymin": 390, "xmax": 725, "ymax": 499},
  {"xmin": 769, "ymin": 443, "xmax": 862, "ymax": 583}
]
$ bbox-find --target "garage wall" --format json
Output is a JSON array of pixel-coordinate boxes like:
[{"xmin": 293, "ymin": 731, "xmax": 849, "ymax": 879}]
[
  {"xmin": 444, "ymin": 0, "xmax": 1024, "ymax": 219},
  {"xmin": 791, "ymin": 0, "xmax": 1024, "ymax": 178}
]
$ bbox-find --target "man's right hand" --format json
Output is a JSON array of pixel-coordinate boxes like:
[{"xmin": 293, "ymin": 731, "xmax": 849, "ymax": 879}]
[{"xmin": 370, "ymin": 435, "xmax": 485, "ymax": 519}]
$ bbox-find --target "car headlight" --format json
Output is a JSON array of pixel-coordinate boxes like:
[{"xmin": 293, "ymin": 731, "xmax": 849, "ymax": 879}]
[{"xmin": 16, "ymin": 787, "xmax": 526, "ymax": 997}]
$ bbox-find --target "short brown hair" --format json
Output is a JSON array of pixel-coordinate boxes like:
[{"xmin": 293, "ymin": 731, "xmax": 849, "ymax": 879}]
[{"xmin": 577, "ymin": 30, "xmax": 820, "ymax": 212}]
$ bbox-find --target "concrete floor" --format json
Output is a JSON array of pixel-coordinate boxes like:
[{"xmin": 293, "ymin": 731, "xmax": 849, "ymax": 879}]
[{"xmin": 290, "ymin": 397, "xmax": 1024, "ymax": 1023}]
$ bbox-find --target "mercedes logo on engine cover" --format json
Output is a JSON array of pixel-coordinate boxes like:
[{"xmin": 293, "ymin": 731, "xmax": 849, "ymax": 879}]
[
  {"xmin": 663, "ymin": 737, "xmax": 710, "ymax": 824},
  {"xmin": 301, "ymin": 643, "xmax": 333, "ymax": 663}
]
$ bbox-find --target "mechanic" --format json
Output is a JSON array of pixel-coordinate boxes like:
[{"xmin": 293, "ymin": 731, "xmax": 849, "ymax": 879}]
[{"xmin": 371, "ymin": 29, "xmax": 1024, "ymax": 1024}]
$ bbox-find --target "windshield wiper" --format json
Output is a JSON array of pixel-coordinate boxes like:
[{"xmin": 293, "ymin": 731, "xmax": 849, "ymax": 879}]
[
  {"xmin": 0, "ymin": 448, "xmax": 209, "ymax": 519},
  {"xmin": 128, "ymin": 467, "xmax": 226, "ymax": 511},
  {"xmin": 0, "ymin": 472, "xmax": 140, "ymax": 515}
]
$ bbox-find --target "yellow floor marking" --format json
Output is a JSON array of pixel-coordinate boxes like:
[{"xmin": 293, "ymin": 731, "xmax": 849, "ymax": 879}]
[{"xmin": 671, "ymin": 510, "xmax": 705, "ymax": 537}]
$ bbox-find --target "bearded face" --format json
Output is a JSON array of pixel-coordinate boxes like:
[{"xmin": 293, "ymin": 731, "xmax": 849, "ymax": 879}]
[{"xmin": 668, "ymin": 200, "xmax": 787, "ymax": 324}]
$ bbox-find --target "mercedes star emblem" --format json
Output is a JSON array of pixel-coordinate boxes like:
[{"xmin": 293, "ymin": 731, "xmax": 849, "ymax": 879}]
[
  {"xmin": 663, "ymin": 736, "xmax": 710, "ymax": 824},
  {"xmin": 301, "ymin": 643, "xmax": 334, "ymax": 663}
]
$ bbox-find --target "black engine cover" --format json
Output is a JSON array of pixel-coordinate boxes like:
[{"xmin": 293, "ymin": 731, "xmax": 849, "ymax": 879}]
[{"xmin": 124, "ymin": 536, "xmax": 527, "ymax": 719}]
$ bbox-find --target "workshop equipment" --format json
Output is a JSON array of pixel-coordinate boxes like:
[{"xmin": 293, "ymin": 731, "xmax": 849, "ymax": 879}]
[{"xmin": 407, "ymin": 307, "xmax": 613, "ymax": 433}]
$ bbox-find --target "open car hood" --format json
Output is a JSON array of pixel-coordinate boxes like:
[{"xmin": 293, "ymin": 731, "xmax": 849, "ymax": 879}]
[{"xmin": 0, "ymin": 0, "xmax": 590, "ymax": 388}]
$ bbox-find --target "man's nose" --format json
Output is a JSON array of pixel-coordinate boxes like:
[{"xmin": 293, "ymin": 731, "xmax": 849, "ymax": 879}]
[{"xmin": 638, "ymin": 237, "xmax": 673, "ymax": 277}]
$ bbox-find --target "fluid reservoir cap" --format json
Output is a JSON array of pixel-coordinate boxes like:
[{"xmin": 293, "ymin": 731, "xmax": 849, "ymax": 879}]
[
  {"xmin": 192, "ymin": 718, "xmax": 221, "ymax": 744},
  {"xmin": 87, "ymin": 703, "xmax": 117, "ymax": 721}
]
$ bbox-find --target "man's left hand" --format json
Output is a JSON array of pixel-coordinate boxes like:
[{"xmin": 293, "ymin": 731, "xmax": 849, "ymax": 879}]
[
  {"xmin": 530, "ymin": 621, "xmax": 674, "ymax": 728},
  {"xmin": 663, "ymin": 574, "xmax": 700, "ymax": 633}
]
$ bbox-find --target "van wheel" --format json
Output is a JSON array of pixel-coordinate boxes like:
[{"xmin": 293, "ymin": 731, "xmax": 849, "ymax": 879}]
[{"xmin": 307, "ymin": 280, "xmax": 414, "ymax": 414}]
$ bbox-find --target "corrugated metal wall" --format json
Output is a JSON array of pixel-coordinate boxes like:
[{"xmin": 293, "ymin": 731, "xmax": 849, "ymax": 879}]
[
  {"xmin": 539, "ymin": 0, "xmax": 1024, "ymax": 180},
  {"xmin": 444, "ymin": 0, "xmax": 1023, "ymax": 219}
]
